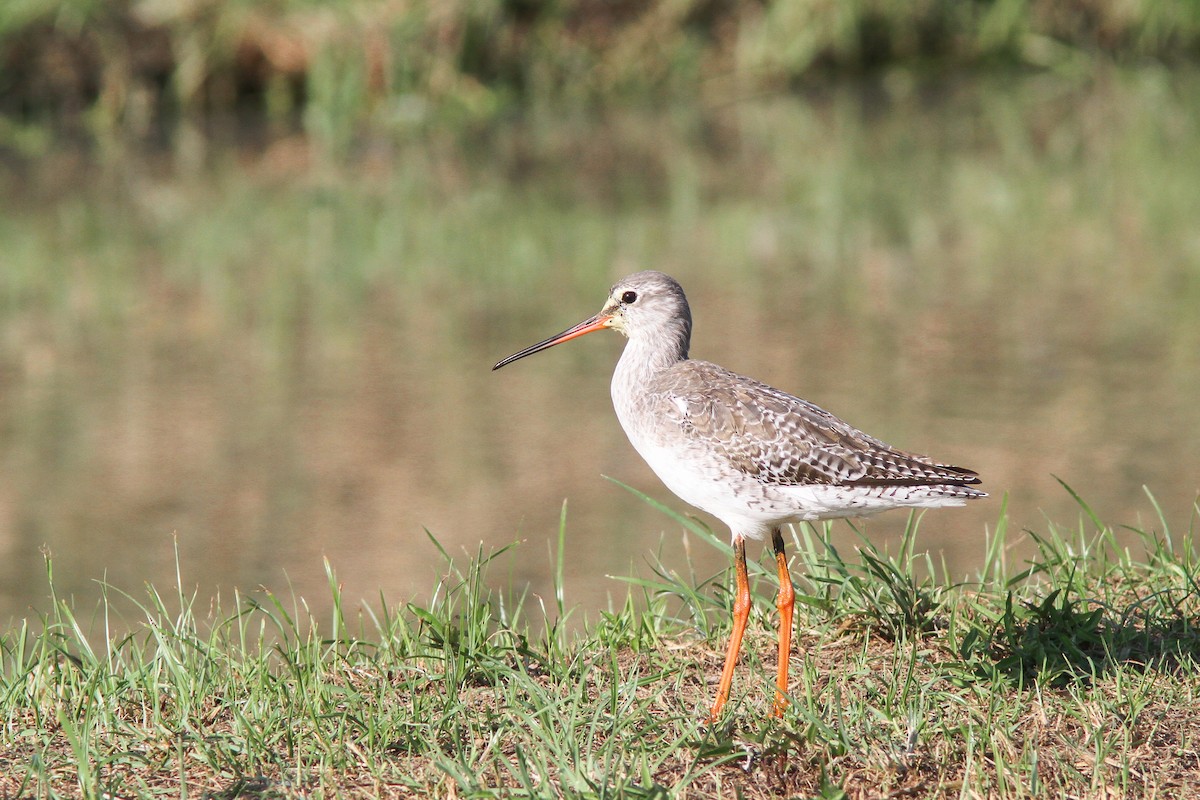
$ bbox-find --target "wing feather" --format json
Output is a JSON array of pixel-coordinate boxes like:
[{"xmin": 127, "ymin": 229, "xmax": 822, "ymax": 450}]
[{"xmin": 649, "ymin": 360, "xmax": 980, "ymax": 489}]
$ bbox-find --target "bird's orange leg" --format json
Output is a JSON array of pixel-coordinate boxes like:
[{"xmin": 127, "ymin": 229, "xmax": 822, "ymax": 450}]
[
  {"xmin": 772, "ymin": 528, "xmax": 795, "ymax": 717},
  {"xmin": 710, "ymin": 537, "xmax": 749, "ymax": 722}
]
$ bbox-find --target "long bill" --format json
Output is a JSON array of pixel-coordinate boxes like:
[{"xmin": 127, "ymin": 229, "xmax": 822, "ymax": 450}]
[{"xmin": 492, "ymin": 312, "xmax": 613, "ymax": 370}]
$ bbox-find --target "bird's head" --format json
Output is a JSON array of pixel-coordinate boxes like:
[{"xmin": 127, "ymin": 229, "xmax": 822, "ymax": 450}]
[{"xmin": 492, "ymin": 270, "xmax": 692, "ymax": 370}]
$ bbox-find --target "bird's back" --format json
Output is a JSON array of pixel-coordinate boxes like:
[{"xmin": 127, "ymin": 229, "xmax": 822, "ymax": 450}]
[{"xmin": 615, "ymin": 358, "xmax": 984, "ymax": 535}]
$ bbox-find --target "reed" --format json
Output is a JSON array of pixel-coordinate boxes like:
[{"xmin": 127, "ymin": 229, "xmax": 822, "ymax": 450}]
[{"xmin": 4, "ymin": 0, "xmax": 1200, "ymax": 132}]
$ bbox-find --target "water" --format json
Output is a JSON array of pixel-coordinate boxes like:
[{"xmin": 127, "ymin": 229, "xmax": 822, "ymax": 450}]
[{"xmin": 1, "ymin": 73, "xmax": 1198, "ymax": 630}]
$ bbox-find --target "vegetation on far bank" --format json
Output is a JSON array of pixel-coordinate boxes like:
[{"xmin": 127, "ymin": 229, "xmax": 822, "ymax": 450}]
[
  {"xmin": 2, "ymin": 488, "xmax": 1199, "ymax": 798},
  {"xmin": 3, "ymin": 0, "xmax": 1200, "ymax": 136}
]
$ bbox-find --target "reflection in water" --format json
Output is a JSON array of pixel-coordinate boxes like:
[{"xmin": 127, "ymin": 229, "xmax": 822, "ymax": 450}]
[{"xmin": 1, "ymin": 74, "xmax": 1198, "ymax": 631}]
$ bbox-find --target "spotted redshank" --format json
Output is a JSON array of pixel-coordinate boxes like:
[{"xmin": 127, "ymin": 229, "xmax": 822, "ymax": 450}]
[{"xmin": 493, "ymin": 271, "xmax": 985, "ymax": 721}]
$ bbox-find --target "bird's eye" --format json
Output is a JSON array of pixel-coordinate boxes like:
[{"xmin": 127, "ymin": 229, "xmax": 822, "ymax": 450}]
[{"xmin": 621, "ymin": 290, "xmax": 638, "ymax": 304}]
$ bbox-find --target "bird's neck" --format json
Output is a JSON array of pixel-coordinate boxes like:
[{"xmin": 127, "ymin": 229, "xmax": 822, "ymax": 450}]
[{"xmin": 611, "ymin": 330, "xmax": 689, "ymax": 406}]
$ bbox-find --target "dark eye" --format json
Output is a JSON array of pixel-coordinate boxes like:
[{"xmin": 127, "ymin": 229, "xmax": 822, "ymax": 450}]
[{"xmin": 621, "ymin": 290, "xmax": 638, "ymax": 304}]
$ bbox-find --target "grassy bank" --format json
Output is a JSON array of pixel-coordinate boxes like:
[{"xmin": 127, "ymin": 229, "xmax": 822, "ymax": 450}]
[
  {"xmin": 2, "ymin": 489, "xmax": 1198, "ymax": 798},
  {"xmin": 4, "ymin": 0, "xmax": 1200, "ymax": 134}
]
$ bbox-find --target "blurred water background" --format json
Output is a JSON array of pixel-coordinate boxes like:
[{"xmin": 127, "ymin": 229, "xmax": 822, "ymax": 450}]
[{"xmin": 1, "ymin": 5, "xmax": 1199, "ymax": 630}]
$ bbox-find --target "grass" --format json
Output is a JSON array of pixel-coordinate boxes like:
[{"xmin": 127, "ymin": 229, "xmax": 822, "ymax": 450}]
[{"xmin": 2, "ymin": 488, "xmax": 1199, "ymax": 798}]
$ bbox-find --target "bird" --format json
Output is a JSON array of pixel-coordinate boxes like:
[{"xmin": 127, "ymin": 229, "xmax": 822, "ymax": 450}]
[{"xmin": 492, "ymin": 271, "xmax": 985, "ymax": 721}]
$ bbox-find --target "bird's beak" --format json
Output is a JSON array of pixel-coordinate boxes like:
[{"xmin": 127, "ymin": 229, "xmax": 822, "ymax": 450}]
[{"xmin": 492, "ymin": 311, "xmax": 614, "ymax": 370}]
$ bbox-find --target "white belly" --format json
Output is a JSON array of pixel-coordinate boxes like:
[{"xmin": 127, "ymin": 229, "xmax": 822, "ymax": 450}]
[{"xmin": 624, "ymin": 433, "xmax": 968, "ymax": 541}]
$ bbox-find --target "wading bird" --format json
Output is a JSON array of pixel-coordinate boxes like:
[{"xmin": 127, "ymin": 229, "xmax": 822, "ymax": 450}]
[{"xmin": 493, "ymin": 271, "xmax": 985, "ymax": 720}]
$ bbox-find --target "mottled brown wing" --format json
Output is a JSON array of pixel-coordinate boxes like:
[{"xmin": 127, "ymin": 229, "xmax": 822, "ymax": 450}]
[{"xmin": 651, "ymin": 360, "xmax": 980, "ymax": 488}]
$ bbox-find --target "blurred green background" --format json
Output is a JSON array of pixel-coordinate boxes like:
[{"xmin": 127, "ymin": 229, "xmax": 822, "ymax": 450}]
[{"xmin": 1, "ymin": 2, "xmax": 1198, "ymax": 629}]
